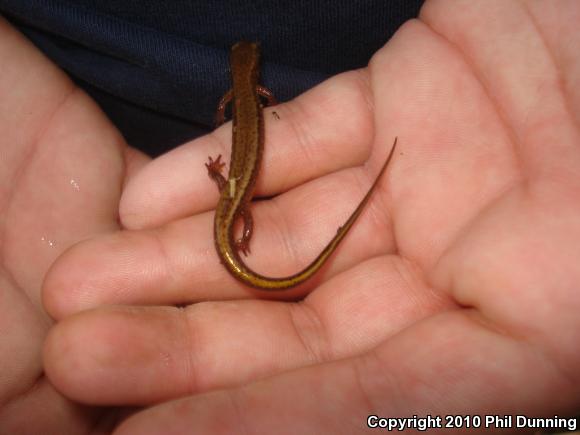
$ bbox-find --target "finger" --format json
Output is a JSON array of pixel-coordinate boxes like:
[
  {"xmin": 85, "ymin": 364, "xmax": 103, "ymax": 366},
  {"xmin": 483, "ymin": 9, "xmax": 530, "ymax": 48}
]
[
  {"xmin": 44, "ymin": 157, "xmax": 396, "ymax": 317},
  {"xmin": 113, "ymin": 310, "xmax": 580, "ymax": 435},
  {"xmin": 119, "ymin": 68, "xmax": 378, "ymax": 230},
  {"xmin": 44, "ymin": 255, "xmax": 448, "ymax": 405}
]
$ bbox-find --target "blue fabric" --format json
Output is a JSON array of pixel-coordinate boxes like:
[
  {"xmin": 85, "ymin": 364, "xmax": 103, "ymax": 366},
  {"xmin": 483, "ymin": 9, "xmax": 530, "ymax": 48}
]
[{"xmin": 0, "ymin": 0, "xmax": 423, "ymax": 155}]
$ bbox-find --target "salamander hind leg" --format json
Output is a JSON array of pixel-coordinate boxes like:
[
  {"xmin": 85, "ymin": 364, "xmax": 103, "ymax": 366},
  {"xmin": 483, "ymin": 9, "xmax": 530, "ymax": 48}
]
[{"xmin": 235, "ymin": 206, "xmax": 254, "ymax": 256}]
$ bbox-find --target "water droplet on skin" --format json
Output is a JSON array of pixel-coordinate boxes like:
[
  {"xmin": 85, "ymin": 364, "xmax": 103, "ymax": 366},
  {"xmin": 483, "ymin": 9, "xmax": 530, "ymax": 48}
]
[
  {"xmin": 41, "ymin": 236, "xmax": 57, "ymax": 248},
  {"xmin": 160, "ymin": 352, "xmax": 172, "ymax": 366}
]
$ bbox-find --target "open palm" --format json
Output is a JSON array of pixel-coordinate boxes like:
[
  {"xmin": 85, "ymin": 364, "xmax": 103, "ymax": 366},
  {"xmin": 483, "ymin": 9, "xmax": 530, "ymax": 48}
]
[
  {"xmin": 0, "ymin": 16, "xmax": 147, "ymax": 433},
  {"xmin": 4, "ymin": 1, "xmax": 580, "ymax": 434}
]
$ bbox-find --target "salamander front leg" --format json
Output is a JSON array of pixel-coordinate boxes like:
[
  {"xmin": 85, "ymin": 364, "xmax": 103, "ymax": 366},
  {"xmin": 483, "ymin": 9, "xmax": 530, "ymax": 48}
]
[
  {"xmin": 205, "ymin": 154, "xmax": 227, "ymax": 190},
  {"xmin": 216, "ymin": 86, "xmax": 276, "ymax": 127}
]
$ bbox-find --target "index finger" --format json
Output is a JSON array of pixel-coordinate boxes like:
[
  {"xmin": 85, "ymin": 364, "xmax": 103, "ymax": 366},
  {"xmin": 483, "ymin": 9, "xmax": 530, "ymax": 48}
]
[{"xmin": 119, "ymin": 70, "xmax": 379, "ymax": 230}]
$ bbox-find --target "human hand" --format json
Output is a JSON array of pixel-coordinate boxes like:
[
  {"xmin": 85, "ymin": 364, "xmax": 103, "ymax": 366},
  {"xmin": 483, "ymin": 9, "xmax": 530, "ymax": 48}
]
[
  {"xmin": 0, "ymin": 15, "xmax": 150, "ymax": 433},
  {"xmin": 43, "ymin": 1, "xmax": 580, "ymax": 433}
]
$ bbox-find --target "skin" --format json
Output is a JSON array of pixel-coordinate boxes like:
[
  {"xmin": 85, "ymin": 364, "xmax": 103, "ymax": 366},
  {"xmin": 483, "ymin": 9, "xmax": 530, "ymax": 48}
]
[
  {"xmin": 0, "ymin": 0, "xmax": 579, "ymax": 433},
  {"xmin": 207, "ymin": 41, "xmax": 398, "ymax": 289}
]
